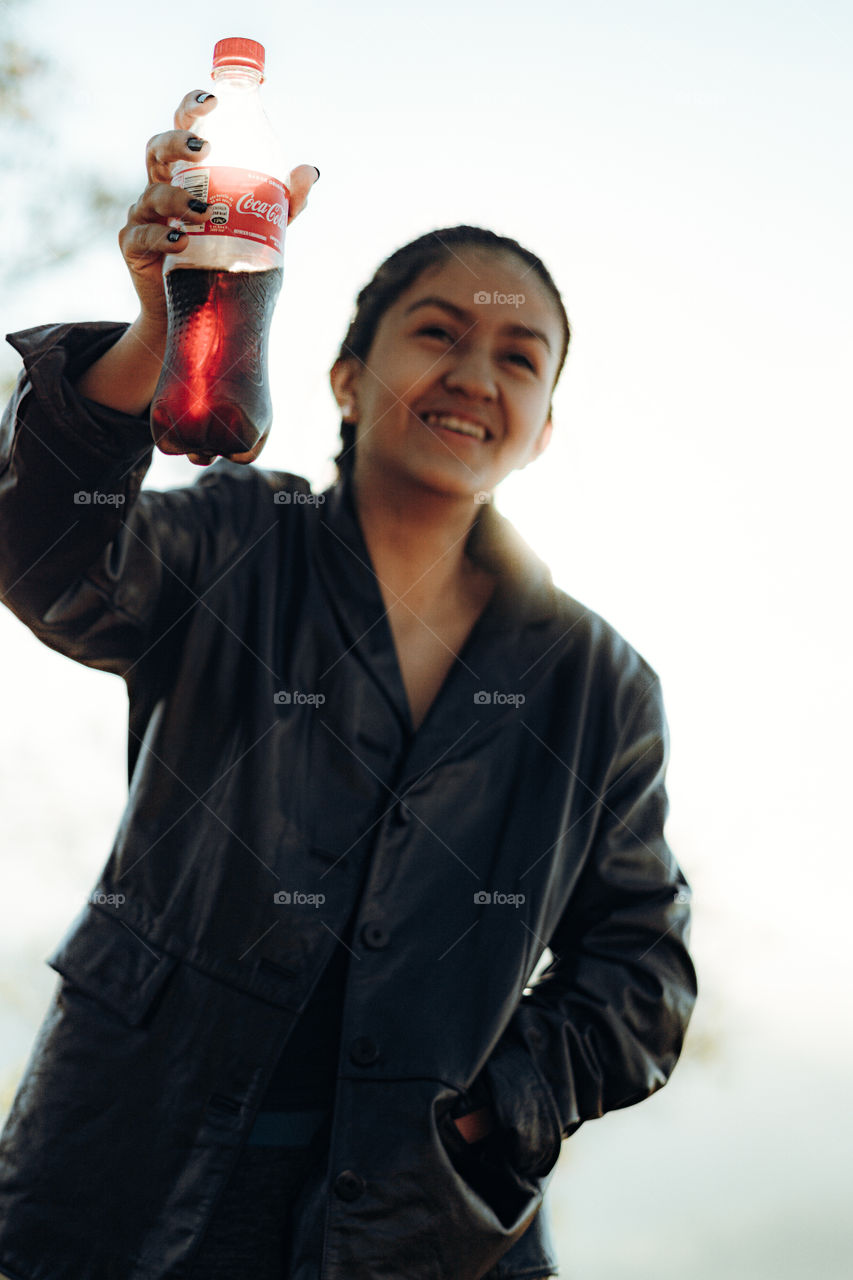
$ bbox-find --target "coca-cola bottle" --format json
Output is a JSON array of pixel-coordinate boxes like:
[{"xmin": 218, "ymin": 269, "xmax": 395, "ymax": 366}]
[{"xmin": 150, "ymin": 37, "xmax": 288, "ymax": 460}]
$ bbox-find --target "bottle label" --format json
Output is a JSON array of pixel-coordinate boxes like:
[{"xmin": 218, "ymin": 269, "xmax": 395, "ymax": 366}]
[{"xmin": 174, "ymin": 166, "xmax": 288, "ymax": 254}]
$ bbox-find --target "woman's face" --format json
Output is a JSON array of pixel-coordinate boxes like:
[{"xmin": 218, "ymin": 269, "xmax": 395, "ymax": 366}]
[{"xmin": 331, "ymin": 247, "xmax": 564, "ymax": 499}]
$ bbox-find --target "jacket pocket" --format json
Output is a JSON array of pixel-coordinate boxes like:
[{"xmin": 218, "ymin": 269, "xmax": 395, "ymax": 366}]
[
  {"xmin": 45, "ymin": 902, "xmax": 179, "ymax": 1028},
  {"xmin": 482, "ymin": 1036, "xmax": 563, "ymax": 1181},
  {"xmin": 437, "ymin": 1095, "xmax": 542, "ymax": 1232}
]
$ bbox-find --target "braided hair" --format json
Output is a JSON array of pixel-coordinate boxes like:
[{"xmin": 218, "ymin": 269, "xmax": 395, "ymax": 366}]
[{"xmin": 331, "ymin": 226, "xmax": 571, "ymax": 481}]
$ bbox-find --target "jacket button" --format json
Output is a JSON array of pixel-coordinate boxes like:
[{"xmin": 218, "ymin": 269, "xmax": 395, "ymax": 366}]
[
  {"xmin": 350, "ymin": 1035, "xmax": 380, "ymax": 1066},
  {"xmin": 361, "ymin": 922, "xmax": 389, "ymax": 949},
  {"xmin": 333, "ymin": 1169, "xmax": 366, "ymax": 1201}
]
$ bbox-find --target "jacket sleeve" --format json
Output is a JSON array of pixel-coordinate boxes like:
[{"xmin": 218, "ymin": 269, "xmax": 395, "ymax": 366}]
[
  {"xmin": 480, "ymin": 673, "xmax": 697, "ymax": 1179},
  {"xmin": 0, "ymin": 322, "xmax": 281, "ymax": 679}
]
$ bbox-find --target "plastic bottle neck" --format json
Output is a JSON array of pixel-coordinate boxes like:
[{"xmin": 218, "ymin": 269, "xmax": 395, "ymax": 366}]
[{"xmin": 211, "ymin": 65, "xmax": 263, "ymax": 88}]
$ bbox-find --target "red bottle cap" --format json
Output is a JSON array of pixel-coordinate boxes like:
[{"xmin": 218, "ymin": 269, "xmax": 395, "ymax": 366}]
[{"xmin": 212, "ymin": 37, "xmax": 266, "ymax": 80}]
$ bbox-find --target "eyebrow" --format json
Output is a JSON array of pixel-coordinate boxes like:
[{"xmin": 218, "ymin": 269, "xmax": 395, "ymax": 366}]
[{"xmin": 403, "ymin": 296, "xmax": 553, "ymax": 355}]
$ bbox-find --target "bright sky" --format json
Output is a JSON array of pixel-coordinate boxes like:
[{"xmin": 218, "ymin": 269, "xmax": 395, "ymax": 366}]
[{"xmin": 1, "ymin": 1, "xmax": 851, "ymax": 1275}]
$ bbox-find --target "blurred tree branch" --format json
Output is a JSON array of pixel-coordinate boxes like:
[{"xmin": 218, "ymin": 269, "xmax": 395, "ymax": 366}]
[
  {"xmin": 0, "ymin": 37, "xmax": 48, "ymax": 119},
  {"xmin": 1, "ymin": 0, "xmax": 137, "ymax": 396}
]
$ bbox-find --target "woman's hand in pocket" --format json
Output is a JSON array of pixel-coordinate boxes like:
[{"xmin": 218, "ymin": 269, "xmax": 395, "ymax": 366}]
[{"xmin": 452, "ymin": 1104, "xmax": 496, "ymax": 1144}]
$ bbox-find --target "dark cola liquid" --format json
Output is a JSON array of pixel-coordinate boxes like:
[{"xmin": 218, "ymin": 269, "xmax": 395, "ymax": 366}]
[{"xmin": 150, "ymin": 266, "xmax": 283, "ymax": 457}]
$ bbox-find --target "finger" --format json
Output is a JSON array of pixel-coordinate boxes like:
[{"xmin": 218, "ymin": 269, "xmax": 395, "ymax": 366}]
[
  {"xmin": 146, "ymin": 129, "xmax": 211, "ymax": 185},
  {"xmin": 119, "ymin": 220, "xmax": 191, "ymax": 266},
  {"xmin": 188, "ymin": 453, "xmax": 217, "ymax": 466},
  {"xmin": 119, "ymin": 188, "xmax": 210, "ymax": 269},
  {"xmin": 127, "ymin": 183, "xmax": 210, "ymax": 229},
  {"xmin": 226, "ymin": 427, "xmax": 270, "ymax": 465},
  {"xmin": 283, "ymin": 164, "xmax": 321, "ymax": 224},
  {"xmin": 174, "ymin": 90, "xmax": 218, "ymax": 132}
]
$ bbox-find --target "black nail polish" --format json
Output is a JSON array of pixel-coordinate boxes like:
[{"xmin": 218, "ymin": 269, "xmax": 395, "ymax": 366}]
[
  {"xmin": 313, "ymin": 166, "xmax": 321, "ymax": 181},
  {"xmin": 166, "ymin": 229, "xmax": 182, "ymax": 243},
  {"xmin": 187, "ymin": 137, "xmax": 205, "ymax": 152},
  {"xmin": 195, "ymin": 92, "xmax": 215, "ymax": 103},
  {"xmin": 188, "ymin": 198, "xmax": 209, "ymax": 213}
]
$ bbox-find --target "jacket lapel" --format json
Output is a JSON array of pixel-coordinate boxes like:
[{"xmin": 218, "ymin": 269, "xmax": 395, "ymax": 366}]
[
  {"xmin": 313, "ymin": 471, "xmax": 563, "ymax": 778},
  {"xmin": 313, "ymin": 472, "xmax": 412, "ymax": 734}
]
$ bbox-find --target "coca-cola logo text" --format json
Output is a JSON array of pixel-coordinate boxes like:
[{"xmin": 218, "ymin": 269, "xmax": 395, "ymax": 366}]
[{"xmin": 236, "ymin": 192, "xmax": 286, "ymax": 229}]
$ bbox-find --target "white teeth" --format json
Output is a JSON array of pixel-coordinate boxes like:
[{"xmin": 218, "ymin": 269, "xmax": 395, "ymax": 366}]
[{"xmin": 423, "ymin": 412, "xmax": 487, "ymax": 440}]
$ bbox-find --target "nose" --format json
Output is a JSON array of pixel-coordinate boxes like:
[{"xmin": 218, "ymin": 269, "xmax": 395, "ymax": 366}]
[{"xmin": 442, "ymin": 342, "xmax": 498, "ymax": 401}]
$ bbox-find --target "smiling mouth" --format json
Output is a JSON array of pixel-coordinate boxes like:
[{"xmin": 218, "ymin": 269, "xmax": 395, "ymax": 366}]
[{"xmin": 420, "ymin": 411, "xmax": 491, "ymax": 442}]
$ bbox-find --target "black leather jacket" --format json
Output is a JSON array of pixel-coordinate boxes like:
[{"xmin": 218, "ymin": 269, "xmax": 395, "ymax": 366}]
[{"xmin": 0, "ymin": 322, "xmax": 697, "ymax": 1280}]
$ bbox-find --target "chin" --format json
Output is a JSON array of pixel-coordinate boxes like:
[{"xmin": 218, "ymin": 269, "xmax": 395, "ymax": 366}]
[
  {"xmin": 405, "ymin": 459, "xmax": 490, "ymax": 502},
  {"xmin": 360, "ymin": 437, "xmax": 495, "ymax": 501}
]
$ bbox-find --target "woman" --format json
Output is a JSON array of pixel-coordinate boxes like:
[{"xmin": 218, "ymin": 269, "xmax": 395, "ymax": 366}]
[{"xmin": 0, "ymin": 91, "xmax": 696, "ymax": 1280}]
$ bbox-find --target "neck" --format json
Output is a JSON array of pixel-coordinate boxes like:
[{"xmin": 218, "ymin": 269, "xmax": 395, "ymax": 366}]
[{"xmin": 348, "ymin": 459, "xmax": 486, "ymax": 607}]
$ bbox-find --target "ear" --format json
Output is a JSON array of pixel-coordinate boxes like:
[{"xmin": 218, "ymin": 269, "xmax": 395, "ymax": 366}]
[
  {"xmin": 329, "ymin": 358, "xmax": 360, "ymax": 422},
  {"xmin": 520, "ymin": 415, "xmax": 553, "ymax": 469}
]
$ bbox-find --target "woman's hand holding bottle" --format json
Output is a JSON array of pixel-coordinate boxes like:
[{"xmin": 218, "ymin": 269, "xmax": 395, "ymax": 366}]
[{"xmin": 75, "ymin": 89, "xmax": 319, "ymax": 466}]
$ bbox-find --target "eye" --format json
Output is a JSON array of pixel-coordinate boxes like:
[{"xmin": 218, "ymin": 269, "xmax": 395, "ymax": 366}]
[
  {"xmin": 507, "ymin": 352, "xmax": 536, "ymax": 371},
  {"xmin": 416, "ymin": 326, "xmax": 538, "ymax": 373}
]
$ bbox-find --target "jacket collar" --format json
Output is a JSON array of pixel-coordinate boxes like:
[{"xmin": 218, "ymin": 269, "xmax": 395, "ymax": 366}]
[
  {"xmin": 312, "ymin": 466, "xmax": 562, "ymax": 753},
  {"xmin": 318, "ymin": 465, "xmax": 558, "ymax": 633}
]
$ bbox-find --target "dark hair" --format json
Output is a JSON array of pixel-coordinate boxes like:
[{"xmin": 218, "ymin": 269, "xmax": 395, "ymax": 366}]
[{"xmin": 331, "ymin": 225, "xmax": 571, "ymax": 480}]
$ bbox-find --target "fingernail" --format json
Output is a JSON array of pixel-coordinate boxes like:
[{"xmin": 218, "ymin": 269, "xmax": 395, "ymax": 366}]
[
  {"xmin": 187, "ymin": 137, "xmax": 205, "ymax": 152},
  {"xmin": 195, "ymin": 92, "xmax": 215, "ymax": 103},
  {"xmin": 188, "ymin": 198, "xmax": 209, "ymax": 213},
  {"xmin": 313, "ymin": 166, "xmax": 321, "ymax": 181},
  {"xmin": 166, "ymin": 229, "xmax": 183, "ymax": 243}
]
